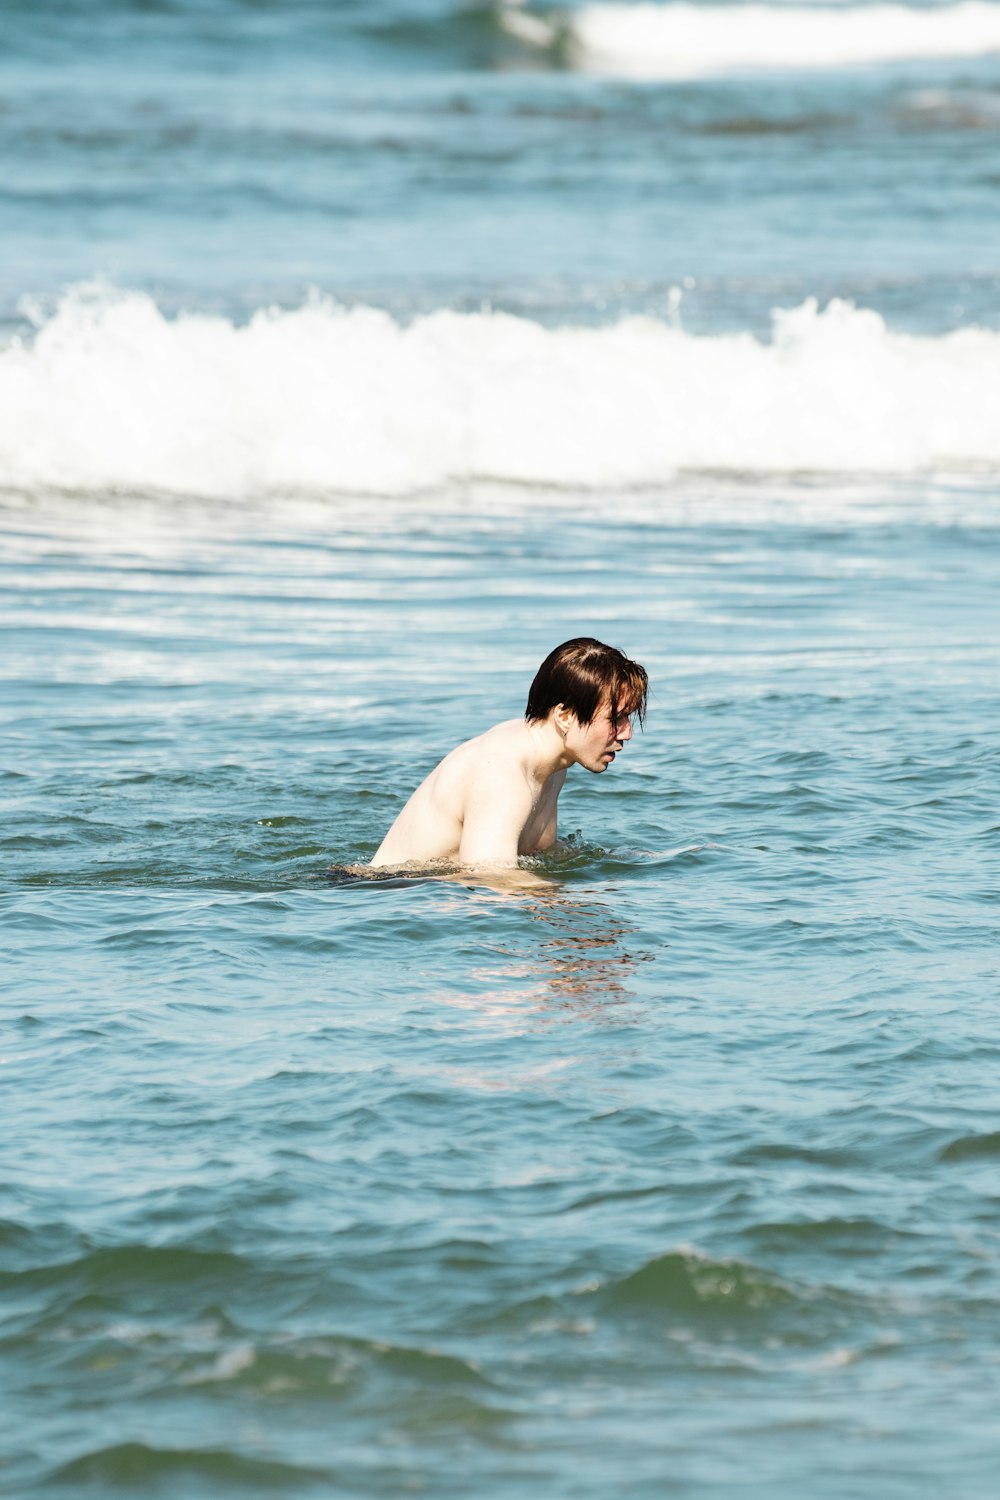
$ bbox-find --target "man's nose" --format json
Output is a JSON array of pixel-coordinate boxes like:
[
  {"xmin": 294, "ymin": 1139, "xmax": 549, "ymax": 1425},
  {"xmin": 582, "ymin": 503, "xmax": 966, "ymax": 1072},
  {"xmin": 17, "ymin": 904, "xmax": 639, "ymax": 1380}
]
[{"xmin": 617, "ymin": 719, "xmax": 633, "ymax": 742}]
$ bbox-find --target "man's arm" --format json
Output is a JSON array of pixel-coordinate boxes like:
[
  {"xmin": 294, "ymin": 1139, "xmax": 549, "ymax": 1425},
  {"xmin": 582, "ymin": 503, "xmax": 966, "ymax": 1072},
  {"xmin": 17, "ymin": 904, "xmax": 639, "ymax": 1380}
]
[
  {"xmin": 457, "ymin": 763, "xmax": 533, "ymax": 869},
  {"xmin": 532, "ymin": 769, "xmax": 566, "ymax": 852}
]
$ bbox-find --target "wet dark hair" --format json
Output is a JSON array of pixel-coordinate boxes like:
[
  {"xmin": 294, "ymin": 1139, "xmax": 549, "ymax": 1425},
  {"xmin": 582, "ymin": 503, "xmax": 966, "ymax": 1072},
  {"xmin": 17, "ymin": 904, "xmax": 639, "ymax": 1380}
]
[{"xmin": 525, "ymin": 638, "xmax": 648, "ymax": 730}]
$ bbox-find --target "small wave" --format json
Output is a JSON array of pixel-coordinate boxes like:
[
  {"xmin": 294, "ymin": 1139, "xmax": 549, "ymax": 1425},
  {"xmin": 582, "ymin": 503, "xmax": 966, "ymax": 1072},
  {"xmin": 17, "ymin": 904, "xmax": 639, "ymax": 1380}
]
[
  {"xmin": 50, "ymin": 1442, "xmax": 327, "ymax": 1488},
  {"xmin": 0, "ymin": 1217, "xmax": 84, "ymax": 1274},
  {"xmin": 600, "ymin": 1246, "xmax": 799, "ymax": 1314},
  {"xmin": 506, "ymin": 2, "xmax": 1000, "ymax": 79},
  {"xmin": 176, "ymin": 1330, "xmax": 495, "ymax": 1396},
  {"xmin": 4, "ymin": 284, "xmax": 999, "ymax": 499},
  {"xmin": 365, "ymin": 1, "xmax": 522, "ymax": 58},
  {"xmin": 742, "ymin": 1215, "xmax": 919, "ymax": 1250},
  {"xmin": 940, "ymin": 1129, "xmax": 1000, "ymax": 1161},
  {"xmin": 9, "ymin": 1242, "xmax": 255, "ymax": 1299},
  {"xmin": 730, "ymin": 1140, "xmax": 868, "ymax": 1168}
]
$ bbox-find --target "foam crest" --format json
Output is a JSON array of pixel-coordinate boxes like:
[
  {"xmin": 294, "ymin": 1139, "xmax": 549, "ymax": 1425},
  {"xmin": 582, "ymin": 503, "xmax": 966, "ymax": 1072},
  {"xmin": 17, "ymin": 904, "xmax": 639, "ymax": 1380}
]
[
  {"xmin": 2, "ymin": 284, "xmax": 999, "ymax": 498},
  {"xmin": 512, "ymin": 2, "xmax": 1000, "ymax": 78}
]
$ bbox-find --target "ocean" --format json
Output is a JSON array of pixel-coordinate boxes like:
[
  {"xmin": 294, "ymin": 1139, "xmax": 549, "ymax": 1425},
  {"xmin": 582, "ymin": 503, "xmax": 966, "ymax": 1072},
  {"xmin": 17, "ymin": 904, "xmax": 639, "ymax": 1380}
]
[{"xmin": 2, "ymin": 3, "xmax": 1000, "ymax": 1496}]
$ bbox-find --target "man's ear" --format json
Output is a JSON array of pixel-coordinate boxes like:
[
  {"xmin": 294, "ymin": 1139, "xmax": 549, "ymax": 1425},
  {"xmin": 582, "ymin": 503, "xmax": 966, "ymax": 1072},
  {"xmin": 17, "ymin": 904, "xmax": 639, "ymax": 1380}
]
[{"xmin": 553, "ymin": 704, "xmax": 574, "ymax": 739}]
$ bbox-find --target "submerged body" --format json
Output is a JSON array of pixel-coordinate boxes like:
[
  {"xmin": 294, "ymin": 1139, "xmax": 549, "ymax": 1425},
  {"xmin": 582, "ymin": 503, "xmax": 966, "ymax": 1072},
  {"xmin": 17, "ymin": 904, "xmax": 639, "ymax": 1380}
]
[{"xmin": 370, "ymin": 639, "xmax": 648, "ymax": 872}]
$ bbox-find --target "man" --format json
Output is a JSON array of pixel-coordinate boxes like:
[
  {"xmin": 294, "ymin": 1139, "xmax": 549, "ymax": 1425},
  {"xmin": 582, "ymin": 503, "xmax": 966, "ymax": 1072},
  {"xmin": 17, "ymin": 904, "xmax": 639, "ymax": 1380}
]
[{"xmin": 370, "ymin": 637, "xmax": 647, "ymax": 872}]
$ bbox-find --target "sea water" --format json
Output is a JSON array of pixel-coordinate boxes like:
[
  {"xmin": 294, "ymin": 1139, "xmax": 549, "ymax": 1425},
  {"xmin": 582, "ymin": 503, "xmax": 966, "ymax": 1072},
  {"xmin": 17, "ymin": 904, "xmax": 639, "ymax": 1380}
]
[{"xmin": 2, "ymin": 3, "xmax": 1000, "ymax": 1497}]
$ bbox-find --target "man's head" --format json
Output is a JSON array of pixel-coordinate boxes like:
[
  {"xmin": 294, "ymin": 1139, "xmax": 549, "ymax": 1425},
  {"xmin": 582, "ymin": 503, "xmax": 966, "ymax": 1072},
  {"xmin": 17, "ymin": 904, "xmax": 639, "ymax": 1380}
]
[{"xmin": 525, "ymin": 638, "xmax": 648, "ymax": 762}]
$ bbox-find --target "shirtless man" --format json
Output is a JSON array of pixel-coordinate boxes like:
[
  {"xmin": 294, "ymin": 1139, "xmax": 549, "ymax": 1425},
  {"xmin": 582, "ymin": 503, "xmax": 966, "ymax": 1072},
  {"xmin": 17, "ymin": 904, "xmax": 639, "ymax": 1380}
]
[{"xmin": 370, "ymin": 637, "xmax": 648, "ymax": 872}]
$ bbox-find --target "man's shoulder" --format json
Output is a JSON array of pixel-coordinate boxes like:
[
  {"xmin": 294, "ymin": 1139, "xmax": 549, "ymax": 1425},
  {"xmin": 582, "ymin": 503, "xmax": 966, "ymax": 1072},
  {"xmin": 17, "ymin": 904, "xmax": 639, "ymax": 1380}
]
[
  {"xmin": 432, "ymin": 719, "xmax": 520, "ymax": 776},
  {"xmin": 457, "ymin": 719, "xmax": 532, "ymax": 782},
  {"xmin": 477, "ymin": 718, "xmax": 533, "ymax": 760}
]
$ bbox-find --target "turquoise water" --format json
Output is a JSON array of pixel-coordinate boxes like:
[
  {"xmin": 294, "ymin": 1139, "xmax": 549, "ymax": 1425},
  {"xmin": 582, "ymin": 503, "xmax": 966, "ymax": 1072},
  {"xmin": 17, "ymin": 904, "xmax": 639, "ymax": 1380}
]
[
  {"xmin": 3, "ymin": 0, "xmax": 1000, "ymax": 1494},
  {"xmin": 4, "ymin": 483, "xmax": 999, "ymax": 1495}
]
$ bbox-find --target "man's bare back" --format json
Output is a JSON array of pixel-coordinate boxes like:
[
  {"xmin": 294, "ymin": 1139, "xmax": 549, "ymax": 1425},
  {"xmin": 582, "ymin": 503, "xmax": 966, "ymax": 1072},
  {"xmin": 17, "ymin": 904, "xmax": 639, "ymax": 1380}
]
[{"xmin": 370, "ymin": 638, "xmax": 648, "ymax": 873}]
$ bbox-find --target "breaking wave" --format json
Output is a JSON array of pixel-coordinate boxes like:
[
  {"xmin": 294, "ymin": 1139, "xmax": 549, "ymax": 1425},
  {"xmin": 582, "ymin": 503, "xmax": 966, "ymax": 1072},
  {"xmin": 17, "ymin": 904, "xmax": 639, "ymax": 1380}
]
[
  {"xmin": 2, "ymin": 283, "xmax": 999, "ymax": 498},
  {"xmin": 502, "ymin": 2, "xmax": 1000, "ymax": 79}
]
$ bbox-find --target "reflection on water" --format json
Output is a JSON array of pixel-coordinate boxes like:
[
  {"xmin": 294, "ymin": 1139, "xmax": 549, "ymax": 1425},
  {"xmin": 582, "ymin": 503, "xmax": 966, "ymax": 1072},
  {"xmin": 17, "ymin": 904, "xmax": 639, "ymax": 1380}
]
[
  {"xmin": 435, "ymin": 882, "xmax": 648, "ymax": 1015},
  {"xmin": 328, "ymin": 853, "xmax": 654, "ymax": 1011},
  {"xmin": 520, "ymin": 888, "xmax": 645, "ymax": 1007}
]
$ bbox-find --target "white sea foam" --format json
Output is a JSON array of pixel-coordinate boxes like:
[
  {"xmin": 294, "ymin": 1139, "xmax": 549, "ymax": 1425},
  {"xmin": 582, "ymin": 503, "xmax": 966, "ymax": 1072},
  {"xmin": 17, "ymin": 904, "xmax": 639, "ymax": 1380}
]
[
  {"xmin": 502, "ymin": 2, "xmax": 1000, "ymax": 79},
  {"xmin": 2, "ymin": 284, "xmax": 998, "ymax": 498}
]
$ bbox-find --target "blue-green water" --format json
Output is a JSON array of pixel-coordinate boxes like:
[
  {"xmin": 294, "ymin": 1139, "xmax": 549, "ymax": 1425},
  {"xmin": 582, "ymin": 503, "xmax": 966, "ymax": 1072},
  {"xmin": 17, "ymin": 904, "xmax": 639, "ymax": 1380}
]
[
  {"xmin": 4, "ymin": 483, "xmax": 999, "ymax": 1495},
  {"xmin": 3, "ymin": 0, "xmax": 1000, "ymax": 1494}
]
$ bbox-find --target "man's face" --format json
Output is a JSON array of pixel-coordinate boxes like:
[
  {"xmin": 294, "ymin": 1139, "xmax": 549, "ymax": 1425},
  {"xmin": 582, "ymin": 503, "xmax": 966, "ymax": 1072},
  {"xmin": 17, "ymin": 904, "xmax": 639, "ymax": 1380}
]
[{"xmin": 567, "ymin": 695, "xmax": 635, "ymax": 773}]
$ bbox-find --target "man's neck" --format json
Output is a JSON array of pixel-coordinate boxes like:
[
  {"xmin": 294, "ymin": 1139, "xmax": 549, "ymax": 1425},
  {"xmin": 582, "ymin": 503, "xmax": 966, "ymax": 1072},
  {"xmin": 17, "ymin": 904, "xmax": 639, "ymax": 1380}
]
[{"xmin": 524, "ymin": 717, "xmax": 573, "ymax": 781}]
